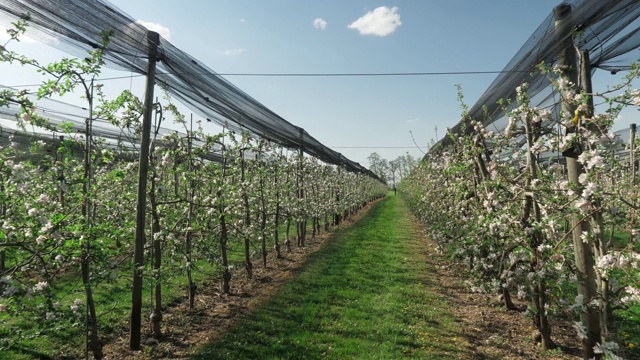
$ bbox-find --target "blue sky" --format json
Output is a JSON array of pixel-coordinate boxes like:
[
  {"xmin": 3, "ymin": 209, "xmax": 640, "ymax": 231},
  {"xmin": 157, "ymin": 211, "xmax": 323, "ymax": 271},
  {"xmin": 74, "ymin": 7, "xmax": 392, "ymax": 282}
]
[{"xmin": 1, "ymin": 0, "xmax": 638, "ymax": 167}]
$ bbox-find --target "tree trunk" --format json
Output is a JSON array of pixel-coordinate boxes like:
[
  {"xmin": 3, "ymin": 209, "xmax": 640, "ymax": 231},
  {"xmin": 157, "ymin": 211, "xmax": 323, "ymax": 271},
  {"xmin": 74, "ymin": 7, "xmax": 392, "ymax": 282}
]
[
  {"xmin": 273, "ymin": 166, "xmax": 281, "ymax": 259},
  {"xmin": 285, "ymin": 218, "xmax": 292, "ymax": 252},
  {"xmin": 502, "ymin": 288, "xmax": 517, "ymax": 311},
  {"xmin": 259, "ymin": 163, "xmax": 267, "ymax": 267},
  {"xmin": 219, "ymin": 198, "xmax": 231, "ymax": 294},
  {"xmin": 149, "ymin": 160, "xmax": 163, "ymax": 338},
  {"xmin": 523, "ymin": 108, "xmax": 554, "ymax": 350},
  {"xmin": 81, "ymin": 258, "xmax": 102, "ymax": 359},
  {"xmin": 241, "ymin": 153, "xmax": 253, "ymax": 279}
]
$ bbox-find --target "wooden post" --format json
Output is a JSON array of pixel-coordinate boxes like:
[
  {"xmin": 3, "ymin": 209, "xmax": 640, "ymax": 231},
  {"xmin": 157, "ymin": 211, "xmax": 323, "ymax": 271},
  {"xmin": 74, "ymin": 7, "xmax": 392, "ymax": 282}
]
[
  {"xmin": 583, "ymin": 48, "xmax": 618, "ymax": 348},
  {"xmin": 630, "ymin": 122, "xmax": 637, "ymax": 288},
  {"xmin": 0, "ymin": 127, "xmax": 4, "ymax": 273},
  {"xmin": 130, "ymin": 30, "xmax": 159, "ymax": 351},
  {"xmin": 186, "ymin": 115, "xmax": 196, "ymax": 309},
  {"xmin": 631, "ymin": 124, "xmax": 636, "ymax": 185},
  {"xmin": 555, "ymin": 6, "xmax": 600, "ymax": 359},
  {"xmin": 298, "ymin": 129, "xmax": 306, "ymax": 246},
  {"xmin": 273, "ymin": 150, "xmax": 281, "ymax": 258},
  {"xmin": 335, "ymin": 167, "xmax": 342, "ymax": 226},
  {"xmin": 219, "ymin": 142, "xmax": 231, "ymax": 293}
]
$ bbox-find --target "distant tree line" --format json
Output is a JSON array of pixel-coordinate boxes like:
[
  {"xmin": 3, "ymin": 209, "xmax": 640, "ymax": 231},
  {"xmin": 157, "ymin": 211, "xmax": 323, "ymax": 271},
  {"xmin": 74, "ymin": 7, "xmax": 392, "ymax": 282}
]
[{"xmin": 367, "ymin": 152, "xmax": 418, "ymax": 185}]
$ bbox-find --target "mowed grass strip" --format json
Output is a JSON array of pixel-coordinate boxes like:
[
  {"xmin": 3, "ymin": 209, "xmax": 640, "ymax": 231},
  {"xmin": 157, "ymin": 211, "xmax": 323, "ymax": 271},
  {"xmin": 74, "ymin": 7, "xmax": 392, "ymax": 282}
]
[{"xmin": 193, "ymin": 193, "xmax": 469, "ymax": 360}]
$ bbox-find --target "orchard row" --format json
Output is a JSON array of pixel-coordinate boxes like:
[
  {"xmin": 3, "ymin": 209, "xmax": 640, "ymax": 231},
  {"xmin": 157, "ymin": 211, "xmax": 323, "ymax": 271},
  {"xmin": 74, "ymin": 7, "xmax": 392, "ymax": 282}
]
[{"xmin": 400, "ymin": 65, "xmax": 640, "ymax": 359}]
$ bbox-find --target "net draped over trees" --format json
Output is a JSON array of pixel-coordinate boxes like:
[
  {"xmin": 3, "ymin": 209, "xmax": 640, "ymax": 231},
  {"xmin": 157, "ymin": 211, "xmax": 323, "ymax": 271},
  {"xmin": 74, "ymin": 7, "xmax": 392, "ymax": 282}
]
[
  {"xmin": 0, "ymin": 0, "xmax": 379, "ymax": 180},
  {"xmin": 429, "ymin": 0, "xmax": 640, "ymax": 155},
  {"xmin": 405, "ymin": 1, "xmax": 640, "ymax": 359}
]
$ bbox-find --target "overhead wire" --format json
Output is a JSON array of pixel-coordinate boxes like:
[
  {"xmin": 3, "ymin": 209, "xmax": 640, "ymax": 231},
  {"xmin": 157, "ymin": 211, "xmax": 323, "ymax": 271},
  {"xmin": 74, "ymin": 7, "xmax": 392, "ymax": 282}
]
[{"xmin": 2, "ymin": 69, "xmax": 537, "ymax": 89}]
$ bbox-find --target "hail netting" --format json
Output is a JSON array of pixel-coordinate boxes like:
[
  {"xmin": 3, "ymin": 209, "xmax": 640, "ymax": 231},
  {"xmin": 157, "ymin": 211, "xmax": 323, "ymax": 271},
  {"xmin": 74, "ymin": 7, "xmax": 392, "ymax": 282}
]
[
  {"xmin": 0, "ymin": 85, "xmax": 228, "ymax": 163},
  {"xmin": 0, "ymin": 0, "xmax": 379, "ymax": 180},
  {"xmin": 429, "ymin": 0, "xmax": 640, "ymax": 154}
]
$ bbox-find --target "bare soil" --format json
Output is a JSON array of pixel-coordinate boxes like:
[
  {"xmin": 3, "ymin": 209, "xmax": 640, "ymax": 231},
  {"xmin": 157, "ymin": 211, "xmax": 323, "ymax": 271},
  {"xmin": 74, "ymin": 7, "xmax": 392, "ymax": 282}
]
[{"xmin": 409, "ymin": 216, "xmax": 582, "ymax": 360}]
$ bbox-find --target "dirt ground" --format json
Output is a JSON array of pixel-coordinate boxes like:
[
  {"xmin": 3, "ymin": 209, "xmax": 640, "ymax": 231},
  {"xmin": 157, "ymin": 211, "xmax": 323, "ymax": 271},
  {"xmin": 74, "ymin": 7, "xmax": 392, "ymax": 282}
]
[
  {"xmin": 100, "ymin": 201, "xmax": 583, "ymax": 360},
  {"xmin": 409, "ymin": 218, "xmax": 582, "ymax": 360}
]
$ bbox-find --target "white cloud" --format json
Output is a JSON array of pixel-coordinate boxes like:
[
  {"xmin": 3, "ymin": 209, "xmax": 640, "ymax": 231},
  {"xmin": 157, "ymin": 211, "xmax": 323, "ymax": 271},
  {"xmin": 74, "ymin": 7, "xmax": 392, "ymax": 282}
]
[
  {"xmin": 313, "ymin": 18, "xmax": 327, "ymax": 30},
  {"xmin": 136, "ymin": 20, "xmax": 171, "ymax": 41},
  {"xmin": 405, "ymin": 118, "xmax": 420, "ymax": 124},
  {"xmin": 240, "ymin": 18, "xmax": 246, "ymax": 23},
  {"xmin": 348, "ymin": 6, "xmax": 401, "ymax": 37},
  {"xmin": 223, "ymin": 48, "xmax": 245, "ymax": 56}
]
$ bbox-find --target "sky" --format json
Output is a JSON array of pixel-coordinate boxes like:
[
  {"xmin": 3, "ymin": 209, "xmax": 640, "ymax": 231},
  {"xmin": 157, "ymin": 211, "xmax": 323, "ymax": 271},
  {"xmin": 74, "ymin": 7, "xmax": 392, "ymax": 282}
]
[{"xmin": 1, "ymin": 0, "xmax": 639, "ymax": 168}]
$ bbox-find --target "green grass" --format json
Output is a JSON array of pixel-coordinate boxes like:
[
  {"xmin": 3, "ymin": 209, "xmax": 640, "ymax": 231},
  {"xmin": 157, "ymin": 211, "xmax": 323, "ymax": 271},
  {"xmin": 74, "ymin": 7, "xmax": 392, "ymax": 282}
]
[
  {"xmin": 603, "ymin": 228, "xmax": 639, "ymax": 252},
  {"xmin": 1, "ymin": 257, "xmax": 219, "ymax": 359},
  {"xmin": 601, "ymin": 229, "xmax": 640, "ymax": 358},
  {"xmin": 193, "ymin": 193, "xmax": 468, "ymax": 360},
  {"xmin": 618, "ymin": 305, "xmax": 640, "ymax": 358}
]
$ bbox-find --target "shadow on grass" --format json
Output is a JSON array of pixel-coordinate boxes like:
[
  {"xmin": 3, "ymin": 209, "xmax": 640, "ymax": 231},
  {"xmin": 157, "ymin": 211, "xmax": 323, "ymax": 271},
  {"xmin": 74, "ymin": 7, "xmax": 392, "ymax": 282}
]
[{"xmin": 8, "ymin": 346, "xmax": 55, "ymax": 360}]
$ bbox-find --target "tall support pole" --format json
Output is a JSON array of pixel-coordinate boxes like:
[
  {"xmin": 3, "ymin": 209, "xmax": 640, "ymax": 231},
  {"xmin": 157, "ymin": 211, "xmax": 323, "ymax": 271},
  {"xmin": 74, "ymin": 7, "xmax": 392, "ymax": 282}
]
[
  {"xmin": 335, "ymin": 167, "xmax": 342, "ymax": 226},
  {"xmin": 630, "ymin": 122, "xmax": 637, "ymax": 281},
  {"xmin": 631, "ymin": 124, "xmax": 636, "ymax": 185},
  {"xmin": 298, "ymin": 128, "xmax": 306, "ymax": 246},
  {"xmin": 219, "ymin": 141, "xmax": 231, "ymax": 293},
  {"xmin": 130, "ymin": 30, "xmax": 159, "ymax": 351},
  {"xmin": 555, "ymin": 6, "xmax": 600, "ymax": 359},
  {"xmin": 186, "ymin": 114, "xmax": 196, "ymax": 309},
  {"xmin": 579, "ymin": 50, "xmax": 595, "ymax": 114},
  {"xmin": 0, "ymin": 127, "xmax": 5, "ymax": 273},
  {"xmin": 582, "ymin": 48, "xmax": 615, "ymax": 345},
  {"xmin": 273, "ymin": 148, "xmax": 282, "ymax": 258}
]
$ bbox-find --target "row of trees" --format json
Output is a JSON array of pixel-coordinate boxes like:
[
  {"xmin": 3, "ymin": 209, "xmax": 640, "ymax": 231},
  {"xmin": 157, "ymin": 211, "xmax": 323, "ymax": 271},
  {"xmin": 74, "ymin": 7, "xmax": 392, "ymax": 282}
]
[
  {"xmin": 400, "ymin": 60, "xmax": 640, "ymax": 360},
  {"xmin": 0, "ymin": 17, "xmax": 387, "ymax": 358}
]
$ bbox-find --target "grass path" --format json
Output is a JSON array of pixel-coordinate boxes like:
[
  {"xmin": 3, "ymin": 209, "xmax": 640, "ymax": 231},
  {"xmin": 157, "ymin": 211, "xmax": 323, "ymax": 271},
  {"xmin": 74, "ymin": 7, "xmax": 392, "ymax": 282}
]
[{"xmin": 193, "ymin": 194, "xmax": 470, "ymax": 359}]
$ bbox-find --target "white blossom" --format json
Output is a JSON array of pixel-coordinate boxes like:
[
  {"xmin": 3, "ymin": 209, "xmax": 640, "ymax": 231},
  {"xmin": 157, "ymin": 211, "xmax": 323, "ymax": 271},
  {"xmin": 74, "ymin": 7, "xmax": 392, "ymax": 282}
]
[
  {"xmin": 33, "ymin": 281, "xmax": 48, "ymax": 292},
  {"xmin": 575, "ymin": 197, "xmax": 590, "ymax": 212},
  {"xmin": 582, "ymin": 182, "xmax": 597, "ymax": 198},
  {"xmin": 36, "ymin": 194, "xmax": 50, "ymax": 204},
  {"xmin": 572, "ymin": 321, "xmax": 588, "ymax": 340}
]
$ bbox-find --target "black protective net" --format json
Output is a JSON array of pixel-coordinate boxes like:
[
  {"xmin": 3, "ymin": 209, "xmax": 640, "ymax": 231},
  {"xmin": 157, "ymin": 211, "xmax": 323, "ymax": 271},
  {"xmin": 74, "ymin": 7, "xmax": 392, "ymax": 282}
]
[
  {"xmin": 430, "ymin": 0, "xmax": 640, "ymax": 153},
  {"xmin": 0, "ymin": 0, "xmax": 378, "ymax": 179},
  {"xmin": 0, "ymin": 85, "xmax": 226, "ymax": 163}
]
